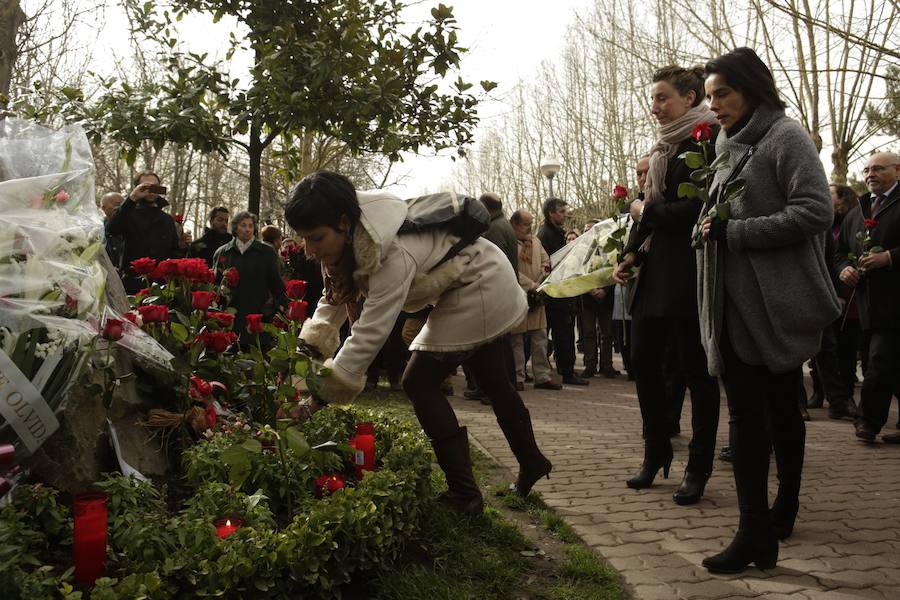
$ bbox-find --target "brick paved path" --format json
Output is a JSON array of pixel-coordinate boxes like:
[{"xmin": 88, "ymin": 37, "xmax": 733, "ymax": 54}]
[{"xmin": 450, "ymin": 359, "xmax": 900, "ymax": 599}]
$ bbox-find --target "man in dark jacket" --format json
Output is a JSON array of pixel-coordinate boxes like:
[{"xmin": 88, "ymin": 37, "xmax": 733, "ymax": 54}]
[
  {"xmin": 538, "ymin": 198, "xmax": 588, "ymax": 386},
  {"xmin": 214, "ymin": 211, "xmax": 287, "ymax": 344},
  {"xmin": 105, "ymin": 172, "xmax": 180, "ymax": 293},
  {"xmin": 836, "ymin": 152, "xmax": 900, "ymax": 444},
  {"xmin": 190, "ymin": 206, "xmax": 232, "ymax": 266}
]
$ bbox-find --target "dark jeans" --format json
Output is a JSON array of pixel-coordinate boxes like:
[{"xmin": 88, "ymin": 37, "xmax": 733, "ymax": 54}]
[
  {"xmin": 402, "ymin": 338, "xmax": 534, "ymax": 442},
  {"xmin": 630, "ymin": 315, "xmax": 720, "ymax": 472},
  {"xmin": 858, "ymin": 329, "xmax": 900, "ymax": 432},
  {"xmin": 580, "ymin": 300, "xmax": 614, "ymax": 374},
  {"xmin": 720, "ymin": 327, "xmax": 805, "ymax": 522},
  {"xmin": 545, "ymin": 300, "xmax": 577, "ymax": 377}
]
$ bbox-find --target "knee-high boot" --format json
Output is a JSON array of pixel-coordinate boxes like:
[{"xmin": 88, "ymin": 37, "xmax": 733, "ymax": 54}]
[
  {"xmin": 430, "ymin": 427, "xmax": 484, "ymax": 514},
  {"xmin": 496, "ymin": 412, "xmax": 552, "ymax": 496}
]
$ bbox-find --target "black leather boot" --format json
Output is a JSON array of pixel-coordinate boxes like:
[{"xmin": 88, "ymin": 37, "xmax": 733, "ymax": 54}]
[
  {"xmin": 626, "ymin": 446, "xmax": 673, "ymax": 489},
  {"xmin": 771, "ymin": 493, "xmax": 799, "ymax": 541},
  {"xmin": 702, "ymin": 516, "xmax": 778, "ymax": 574},
  {"xmin": 431, "ymin": 427, "xmax": 484, "ymax": 514},
  {"xmin": 496, "ymin": 415, "xmax": 553, "ymax": 496},
  {"xmin": 673, "ymin": 470, "xmax": 710, "ymax": 505}
]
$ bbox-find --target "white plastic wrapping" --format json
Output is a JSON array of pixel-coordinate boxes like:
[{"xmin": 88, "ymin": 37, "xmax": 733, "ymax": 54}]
[
  {"xmin": 0, "ymin": 119, "xmax": 172, "ymax": 455},
  {"xmin": 539, "ymin": 215, "xmax": 630, "ymax": 298}
]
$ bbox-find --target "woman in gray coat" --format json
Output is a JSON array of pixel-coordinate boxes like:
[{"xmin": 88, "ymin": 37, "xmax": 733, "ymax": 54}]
[{"xmin": 697, "ymin": 48, "xmax": 839, "ymax": 574}]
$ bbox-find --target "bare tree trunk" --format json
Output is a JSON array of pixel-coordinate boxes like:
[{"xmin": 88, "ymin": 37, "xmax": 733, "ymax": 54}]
[{"xmin": 0, "ymin": 0, "xmax": 25, "ymax": 109}]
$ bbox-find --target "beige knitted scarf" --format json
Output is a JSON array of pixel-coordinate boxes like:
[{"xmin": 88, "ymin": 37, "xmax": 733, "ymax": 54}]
[{"xmin": 644, "ymin": 103, "xmax": 717, "ymax": 205}]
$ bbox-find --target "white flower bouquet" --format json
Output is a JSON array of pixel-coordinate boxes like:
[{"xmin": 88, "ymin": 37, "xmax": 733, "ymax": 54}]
[
  {"xmin": 539, "ymin": 215, "xmax": 630, "ymax": 298},
  {"xmin": 0, "ymin": 119, "xmax": 170, "ymax": 458}
]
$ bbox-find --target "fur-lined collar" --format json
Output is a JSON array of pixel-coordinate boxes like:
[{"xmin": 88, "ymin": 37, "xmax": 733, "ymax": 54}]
[{"xmin": 351, "ymin": 190, "xmax": 407, "ymax": 281}]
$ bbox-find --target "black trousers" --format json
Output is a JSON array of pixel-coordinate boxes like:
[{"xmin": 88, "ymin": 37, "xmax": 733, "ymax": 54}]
[
  {"xmin": 630, "ymin": 315, "xmax": 720, "ymax": 473},
  {"xmin": 858, "ymin": 329, "xmax": 900, "ymax": 432},
  {"xmin": 813, "ymin": 322, "xmax": 853, "ymax": 408},
  {"xmin": 835, "ymin": 319, "xmax": 861, "ymax": 399},
  {"xmin": 545, "ymin": 300, "xmax": 577, "ymax": 377},
  {"xmin": 720, "ymin": 327, "xmax": 805, "ymax": 521},
  {"xmin": 613, "ymin": 320, "xmax": 632, "ymax": 376},
  {"xmin": 402, "ymin": 338, "xmax": 533, "ymax": 442},
  {"xmin": 580, "ymin": 300, "xmax": 614, "ymax": 374}
]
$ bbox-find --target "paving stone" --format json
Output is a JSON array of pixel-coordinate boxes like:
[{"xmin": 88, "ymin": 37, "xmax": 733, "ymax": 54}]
[{"xmin": 448, "ymin": 358, "xmax": 900, "ymax": 600}]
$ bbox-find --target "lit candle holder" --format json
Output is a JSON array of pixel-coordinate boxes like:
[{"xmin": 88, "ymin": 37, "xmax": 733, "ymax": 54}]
[
  {"xmin": 214, "ymin": 517, "xmax": 244, "ymax": 539},
  {"xmin": 73, "ymin": 492, "xmax": 108, "ymax": 585},
  {"xmin": 314, "ymin": 473, "xmax": 346, "ymax": 498}
]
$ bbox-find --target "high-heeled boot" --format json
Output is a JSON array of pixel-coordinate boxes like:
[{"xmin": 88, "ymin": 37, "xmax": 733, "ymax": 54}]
[
  {"xmin": 431, "ymin": 427, "xmax": 484, "ymax": 514},
  {"xmin": 626, "ymin": 444, "xmax": 673, "ymax": 489},
  {"xmin": 496, "ymin": 415, "xmax": 552, "ymax": 496},
  {"xmin": 673, "ymin": 470, "xmax": 710, "ymax": 505},
  {"xmin": 702, "ymin": 515, "xmax": 778, "ymax": 574}
]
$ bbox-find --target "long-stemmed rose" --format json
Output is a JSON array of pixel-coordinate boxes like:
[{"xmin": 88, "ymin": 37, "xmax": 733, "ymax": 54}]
[
  {"xmin": 678, "ymin": 121, "xmax": 742, "ymax": 249},
  {"xmin": 286, "ymin": 301, "xmax": 309, "ymax": 322},
  {"xmin": 191, "ymin": 291, "xmax": 217, "ymax": 311},
  {"xmin": 285, "ymin": 279, "xmax": 308, "ymax": 300}
]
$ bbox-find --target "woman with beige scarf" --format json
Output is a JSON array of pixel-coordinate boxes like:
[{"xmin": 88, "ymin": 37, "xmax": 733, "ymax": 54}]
[{"xmin": 612, "ymin": 65, "xmax": 721, "ymax": 506}]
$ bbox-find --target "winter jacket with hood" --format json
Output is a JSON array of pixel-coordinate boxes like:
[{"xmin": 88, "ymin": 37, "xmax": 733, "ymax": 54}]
[{"xmin": 299, "ymin": 190, "xmax": 528, "ymax": 404}]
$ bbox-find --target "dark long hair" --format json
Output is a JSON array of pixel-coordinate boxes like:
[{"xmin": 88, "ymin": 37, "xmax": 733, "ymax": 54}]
[
  {"xmin": 285, "ymin": 171, "xmax": 361, "ymax": 233},
  {"xmin": 705, "ymin": 48, "xmax": 786, "ymax": 111}
]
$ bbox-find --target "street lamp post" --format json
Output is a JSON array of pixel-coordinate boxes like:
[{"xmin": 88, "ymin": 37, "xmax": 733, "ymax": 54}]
[{"xmin": 539, "ymin": 157, "xmax": 562, "ymax": 198}]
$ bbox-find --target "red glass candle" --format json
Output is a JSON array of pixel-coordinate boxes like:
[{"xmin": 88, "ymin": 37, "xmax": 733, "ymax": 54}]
[
  {"xmin": 350, "ymin": 422, "xmax": 376, "ymax": 479},
  {"xmin": 0, "ymin": 443, "xmax": 15, "ymax": 469},
  {"xmin": 314, "ymin": 473, "xmax": 346, "ymax": 498},
  {"xmin": 214, "ymin": 517, "xmax": 243, "ymax": 539},
  {"xmin": 73, "ymin": 492, "xmax": 108, "ymax": 585}
]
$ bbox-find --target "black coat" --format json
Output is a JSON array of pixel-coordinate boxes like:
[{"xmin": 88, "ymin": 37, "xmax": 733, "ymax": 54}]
[
  {"xmin": 834, "ymin": 185, "xmax": 900, "ymax": 330},
  {"xmin": 190, "ymin": 228, "xmax": 233, "ymax": 267},
  {"xmin": 213, "ymin": 239, "xmax": 287, "ymax": 341},
  {"xmin": 624, "ymin": 136, "xmax": 715, "ymax": 318},
  {"xmin": 105, "ymin": 196, "xmax": 180, "ymax": 293},
  {"xmin": 538, "ymin": 220, "xmax": 575, "ymax": 311}
]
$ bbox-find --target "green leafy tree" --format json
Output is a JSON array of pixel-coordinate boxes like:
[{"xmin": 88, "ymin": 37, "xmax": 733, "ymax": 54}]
[
  {"xmin": 131, "ymin": 0, "xmax": 495, "ymax": 214},
  {"xmin": 17, "ymin": 0, "xmax": 494, "ymax": 214}
]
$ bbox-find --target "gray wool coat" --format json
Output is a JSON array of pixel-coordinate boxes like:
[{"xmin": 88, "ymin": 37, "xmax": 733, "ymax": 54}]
[{"xmin": 697, "ymin": 107, "xmax": 840, "ymax": 376}]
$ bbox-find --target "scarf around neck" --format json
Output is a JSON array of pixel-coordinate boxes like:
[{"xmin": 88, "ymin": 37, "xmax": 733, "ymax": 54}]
[{"xmin": 644, "ymin": 103, "xmax": 717, "ymax": 205}]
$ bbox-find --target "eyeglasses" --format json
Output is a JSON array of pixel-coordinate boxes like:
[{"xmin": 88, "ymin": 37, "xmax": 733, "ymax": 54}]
[{"xmin": 862, "ymin": 164, "xmax": 897, "ymax": 175}]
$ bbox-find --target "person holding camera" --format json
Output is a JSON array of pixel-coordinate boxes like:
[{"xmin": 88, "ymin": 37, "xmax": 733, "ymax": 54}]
[
  {"xmin": 510, "ymin": 209, "xmax": 562, "ymax": 391},
  {"xmin": 106, "ymin": 170, "xmax": 180, "ymax": 293}
]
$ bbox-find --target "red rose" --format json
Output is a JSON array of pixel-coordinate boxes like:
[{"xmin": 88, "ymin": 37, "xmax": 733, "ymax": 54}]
[
  {"xmin": 223, "ymin": 268, "xmax": 240, "ymax": 288},
  {"xmin": 123, "ymin": 312, "xmax": 140, "ymax": 325},
  {"xmin": 191, "ymin": 291, "xmax": 217, "ymax": 311},
  {"xmin": 150, "ymin": 259, "xmax": 180, "ymax": 280},
  {"xmin": 207, "ymin": 311, "xmax": 235, "ymax": 328},
  {"xmin": 179, "ymin": 258, "xmax": 211, "ymax": 282},
  {"xmin": 101, "ymin": 318, "xmax": 124, "ymax": 341},
  {"xmin": 246, "ymin": 313, "xmax": 264, "ymax": 334},
  {"xmin": 285, "ymin": 279, "xmax": 308, "ymax": 300},
  {"xmin": 205, "ymin": 404, "xmax": 217, "ymax": 429},
  {"xmin": 203, "ymin": 268, "xmax": 216, "ymax": 284},
  {"xmin": 286, "ymin": 300, "xmax": 309, "ymax": 322},
  {"xmin": 137, "ymin": 304, "xmax": 169, "ymax": 323},
  {"xmin": 198, "ymin": 330, "xmax": 237, "ymax": 353},
  {"xmin": 218, "ymin": 255, "xmax": 227, "ymax": 264},
  {"xmin": 136, "ymin": 288, "xmax": 150, "ymax": 297},
  {"xmin": 864, "ymin": 218, "xmax": 878, "ymax": 230},
  {"xmin": 174, "ymin": 213, "xmax": 184, "ymax": 224},
  {"xmin": 692, "ymin": 122, "xmax": 714, "ymax": 143},
  {"xmin": 190, "ymin": 375, "xmax": 213, "ymax": 399},
  {"xmin": 613, "ymin": 185, "xmax": 628, "ymax": 200},
  {"xmin": 54, "ymin": 190, "xmax": 71, "ymax": 203},
  {"xmin": 130, "ymin": 257, "xmax": 157, "ymax": 275}
]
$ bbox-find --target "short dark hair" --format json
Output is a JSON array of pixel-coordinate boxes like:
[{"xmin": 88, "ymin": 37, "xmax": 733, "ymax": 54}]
[
  {"xmin": 285, "ymin": 171, "xmax": 361, "ymax": 233},
  {"xmin": 705, "ymin": 48, "xmax": 786, "ymax": 111},
  {"xmin": 542, "ymin": 197, "xmax": 567, "ymax": 222},
  {"xmin": 230, "ymin": 211, "xmax": 258, "ymax": 236},
  {"xmin": 652, "ymin": 65, "xmax": 706, "ymax": 107},
  {"xmin": 260, "ymin": 225, "xmax": 282, "ymax": 244},
  {"xmin": 209, "ymin": 206, "xmax": 229, "ymax": 222},
  {"xmin": 132, "ymin": 171, "xmax": 160, "ymax": 188},
  {"xmin": 830, "ymin": 183, "xmax": 857, "ymax": 205}
]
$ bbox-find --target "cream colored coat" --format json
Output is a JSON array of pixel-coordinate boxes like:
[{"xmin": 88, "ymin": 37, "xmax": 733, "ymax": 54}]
[
  {"xmin": 299, "ymin": 190, "xmax": 527, "ymax": 403},
  {"xmin": 511, "ymin": 235, "xmax": 549, "ymax": 334}
]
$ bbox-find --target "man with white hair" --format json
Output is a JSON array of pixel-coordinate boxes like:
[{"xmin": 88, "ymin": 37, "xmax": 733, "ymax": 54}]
[{"xmin": 836, "ymin": 151, "xmax": 900, "ymax": 444}]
